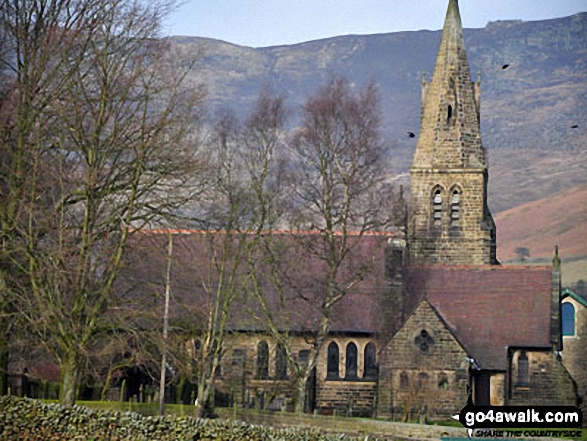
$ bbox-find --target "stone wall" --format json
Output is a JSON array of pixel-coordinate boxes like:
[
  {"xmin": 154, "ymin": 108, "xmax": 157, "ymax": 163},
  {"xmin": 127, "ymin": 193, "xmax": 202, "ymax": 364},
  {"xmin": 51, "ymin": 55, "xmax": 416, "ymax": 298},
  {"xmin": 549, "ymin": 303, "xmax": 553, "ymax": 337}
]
[
  {"xmin": 377, "ymin": 301, "xmax": 469, "ymax": 420},
  {"xmin": 508, "ymin": 349, "xmax": 577, "ymax": 406},
  {"xmin": 314, "ymin": 380, "xmax": 376, "ymax": 417},
  {"xmin": 214, "ymin": 333, "xmax": 379, "ymax": 415},
  {"xmin": 490, "ymin": 373, "xmax": 505, "ymax": 406},
  {"xmin": 409, "ymin": 169, "xmax": 495, "ymax": 265}
]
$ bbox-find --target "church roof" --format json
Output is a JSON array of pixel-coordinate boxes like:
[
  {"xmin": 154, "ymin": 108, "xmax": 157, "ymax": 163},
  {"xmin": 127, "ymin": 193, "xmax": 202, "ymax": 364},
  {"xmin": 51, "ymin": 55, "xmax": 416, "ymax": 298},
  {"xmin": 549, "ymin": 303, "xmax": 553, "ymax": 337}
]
[
  {"xmin": 404, "ymin": 265, "xmax": 554, "ymax": 370},
  {"xmin": 121, "ymin": 230, "xmax": 393, "ymax": 334},
  {"xmin": 122, "ymin": 231, "xmax": 555, "ymax": 371}
]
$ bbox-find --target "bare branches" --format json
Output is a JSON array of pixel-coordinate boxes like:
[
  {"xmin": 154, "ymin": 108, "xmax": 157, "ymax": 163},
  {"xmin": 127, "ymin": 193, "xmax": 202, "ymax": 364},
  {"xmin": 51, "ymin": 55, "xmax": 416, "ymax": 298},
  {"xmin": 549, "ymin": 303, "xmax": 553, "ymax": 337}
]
[{"xmin": 1, "ymin": 0, "xmax": 204, "ymax": 406}]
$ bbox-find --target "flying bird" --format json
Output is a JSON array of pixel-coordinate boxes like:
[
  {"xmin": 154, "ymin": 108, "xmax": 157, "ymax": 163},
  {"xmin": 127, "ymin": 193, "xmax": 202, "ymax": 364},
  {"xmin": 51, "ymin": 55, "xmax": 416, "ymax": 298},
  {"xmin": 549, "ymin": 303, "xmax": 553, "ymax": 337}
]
[
  {"xmin": 408, "ymin": 132, "xmax": 415, "ymax": 138},
  {"xmin": 502, "ymin": 64, "xmax": 510, "ymax": 70},
  {"xmin": 571, "ymin": 124, "xmax": 578, "ymax": 129}
]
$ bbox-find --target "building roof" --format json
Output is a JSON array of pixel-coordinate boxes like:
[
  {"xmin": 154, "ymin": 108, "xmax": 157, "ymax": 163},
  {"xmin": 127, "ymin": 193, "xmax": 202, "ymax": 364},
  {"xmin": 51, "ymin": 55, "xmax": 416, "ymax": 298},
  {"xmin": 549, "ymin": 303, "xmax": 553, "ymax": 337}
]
[
  {"xmin": 561, "ymin": 288, "xmax": 587, "ymax": 307},
  {"xmin": 404, "ymin": 265, "xmax": 554, "ymax": 370},
  {"xmin": 122, "ymin": 231, "xmax": 555, "ymax": 371},
  {"xmin": 121, "ymin": 230, "xmax": 393, "ymax": 334}
]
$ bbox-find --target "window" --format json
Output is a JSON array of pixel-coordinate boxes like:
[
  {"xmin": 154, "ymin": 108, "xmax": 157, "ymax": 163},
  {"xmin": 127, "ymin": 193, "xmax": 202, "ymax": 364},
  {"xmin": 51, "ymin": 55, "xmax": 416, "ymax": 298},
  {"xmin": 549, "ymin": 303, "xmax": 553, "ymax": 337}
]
[
  {"xmin": 438, "ymin": 373, "xmax": 449, "ymax": 389},
  {"xmin": 193, "ymin": 339, "xmax": 202, "ymax": 358},
  {"xmin": 447, "ymin": 105, "xmax": 453, "ymax": 123},
  {"xmin": 257, "ymin": 341, "xmax": 269, "ymax": 380},
  {"xmin": 275, "ymin": 343, "xmax": 287, "ymax": 380},
  {"xmin": 562, "ymin": 303, "xmax": 576, "ymax": 336},
  {"xmin": 232, "ymin": 349, "xmax": 246, "ymax": 366},
  {"xmin": 432, "ymin": 187, "xmax": 444, "ymax": 228},
  {"xmin": 299, "ymin": 350, "xmax": 310, "ymax": 367},
  {"xmin": 326, "ymin": 342, "xmax": 339, "ymax": 379},
  {"xmin": 516, "ymin": 351, "xmax": 529, "ymax": 387},
  {"xmin": 415, "ymin": 329, "xmax": 435, "ymax": 354},
  {"xmin": 363, "ymin": 343, "xmax": 377, "ymax": 379},
  {"xmin": 450, "ymin": 187, "xmax": 461, "ymax": 227},
  {"xmin": 400, "ymin": 372, "xmax": 409, "ymax": 390},
  {"xmin": 345, "ymin": 342, "xmax": 358, "ymax": 379}
]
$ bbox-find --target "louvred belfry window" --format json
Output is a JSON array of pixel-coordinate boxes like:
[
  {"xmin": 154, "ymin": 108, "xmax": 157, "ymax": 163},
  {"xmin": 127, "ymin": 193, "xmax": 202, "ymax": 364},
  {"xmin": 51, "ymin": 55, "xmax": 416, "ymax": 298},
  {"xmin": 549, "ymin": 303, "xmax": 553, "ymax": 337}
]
[
  {"xmin": 450, "ymin": 187, "xmax": 461, "ymax": 227},
  {"xmin": 433, "ymin": 187, "xmax": 443, "ymax": 227}
]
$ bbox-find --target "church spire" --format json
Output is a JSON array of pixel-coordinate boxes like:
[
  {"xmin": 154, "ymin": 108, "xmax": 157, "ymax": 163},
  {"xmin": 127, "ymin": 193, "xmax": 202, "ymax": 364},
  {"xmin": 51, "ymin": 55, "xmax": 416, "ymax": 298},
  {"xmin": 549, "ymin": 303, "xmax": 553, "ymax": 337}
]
[
  {"xmin": 413, "ymin": 0, "xmax": 484, "ymax": 169},
  {"xmin": 408, "ymin": 0, "xmax": 496, "ymax": 266}
]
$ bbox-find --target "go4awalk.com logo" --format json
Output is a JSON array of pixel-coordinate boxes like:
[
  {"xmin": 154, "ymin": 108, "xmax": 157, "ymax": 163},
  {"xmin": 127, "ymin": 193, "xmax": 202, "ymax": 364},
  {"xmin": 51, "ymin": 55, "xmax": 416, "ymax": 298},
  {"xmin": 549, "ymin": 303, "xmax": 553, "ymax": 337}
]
[{"xmin": 450, "ymin": 403, "xmax": 583, "ymax": 439}]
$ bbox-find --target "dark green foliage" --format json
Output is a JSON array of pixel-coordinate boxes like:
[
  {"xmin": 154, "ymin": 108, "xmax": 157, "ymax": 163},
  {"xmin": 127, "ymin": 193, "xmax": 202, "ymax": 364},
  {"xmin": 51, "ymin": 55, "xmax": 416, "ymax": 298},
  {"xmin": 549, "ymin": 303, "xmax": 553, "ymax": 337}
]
[{"xmin": 0, "ymin": 396, "xmax": 379, "ymax": 440}]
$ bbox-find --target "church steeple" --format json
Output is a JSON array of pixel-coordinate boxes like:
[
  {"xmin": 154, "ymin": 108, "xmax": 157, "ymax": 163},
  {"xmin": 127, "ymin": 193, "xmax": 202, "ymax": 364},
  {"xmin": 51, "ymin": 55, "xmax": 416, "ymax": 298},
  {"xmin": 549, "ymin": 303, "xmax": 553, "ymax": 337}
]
[
  {"xmin": 413, "ymin": 0, "xmax": 484, "ymax": 169},
  {"xmin": 408, "ymin": 0, "xmax": 497, "ymax": 265}
]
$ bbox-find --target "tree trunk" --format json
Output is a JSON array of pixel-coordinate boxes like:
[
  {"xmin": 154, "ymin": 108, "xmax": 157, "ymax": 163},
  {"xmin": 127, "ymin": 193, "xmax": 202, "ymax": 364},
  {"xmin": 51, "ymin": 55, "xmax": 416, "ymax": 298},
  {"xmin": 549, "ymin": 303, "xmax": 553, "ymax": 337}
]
[
  {"xmin": 60, "ymin": 352, "xmax": 80, "ymax": 407},
  {"xmin": 194, "ymin": 378, "xmax": 214, "ymax": 418},
  {"xmin": 293, "ymin": 374, "xmax": 308, "ymax": 414},
  {"xmin": 0, "ymin": 271, "xmax": 9, "ymax": 395},
  {"xmin": 0, "ymin": 326, "xmax": 8, "ymax": 396}
]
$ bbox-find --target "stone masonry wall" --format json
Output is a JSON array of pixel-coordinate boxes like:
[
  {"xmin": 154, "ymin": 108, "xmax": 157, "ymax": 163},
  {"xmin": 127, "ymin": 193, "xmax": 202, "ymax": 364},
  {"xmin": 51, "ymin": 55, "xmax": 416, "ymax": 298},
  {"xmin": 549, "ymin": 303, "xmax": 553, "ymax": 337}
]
[
  {"xmin": 215, "ymin": 333, "xmax": 379, "ymax": 415},
  {"xmin": 377, "ymin": 301, "xmax": 469, "ymax": 420},
  {"xmin": 508, "ymin": 349, "xmax": 577, "ymax": 406},
  {"xmin": 409, "ymin": 169, "xmax": 495, "ymax": 265}
]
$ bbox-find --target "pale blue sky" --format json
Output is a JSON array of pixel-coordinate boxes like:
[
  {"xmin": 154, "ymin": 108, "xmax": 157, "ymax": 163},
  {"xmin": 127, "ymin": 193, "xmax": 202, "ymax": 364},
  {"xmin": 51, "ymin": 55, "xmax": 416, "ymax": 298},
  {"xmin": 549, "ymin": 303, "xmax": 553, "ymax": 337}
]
[{"xmin": 165, "ymin": 0, "xmax": 587, "ymax": 48}]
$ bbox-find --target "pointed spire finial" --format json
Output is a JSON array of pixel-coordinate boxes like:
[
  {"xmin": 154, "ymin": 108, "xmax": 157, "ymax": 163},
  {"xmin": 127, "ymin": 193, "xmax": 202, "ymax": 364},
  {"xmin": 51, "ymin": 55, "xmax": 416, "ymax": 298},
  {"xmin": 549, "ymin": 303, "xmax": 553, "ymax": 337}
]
[{"xmin": 553, "ymin": 245, "xmax": 561, "ymax": 269}]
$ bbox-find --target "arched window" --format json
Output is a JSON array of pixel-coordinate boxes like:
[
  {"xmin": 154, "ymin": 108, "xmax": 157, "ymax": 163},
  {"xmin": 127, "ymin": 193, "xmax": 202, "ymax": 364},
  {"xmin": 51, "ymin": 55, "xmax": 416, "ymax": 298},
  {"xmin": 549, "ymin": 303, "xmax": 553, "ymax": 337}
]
[
  {"xmin": 516, "ymin": 351, "xmax": 529, "ymax": 387},
  {"xmin": 275, "ymin": 343, "xmax": 287, "ymax": 380},
  {"xmin": 345, "ymin": 342, "xmax": 358, "ymax": 379},
  {"xmin": 363, "ymin": 343, "xmax": 377, "ymax": 379},
  {"xmin": 326, "ymin": 342, "xmax": 339, "ymax": 379},
  {"xmin": 257, "ymin": 341, "xmax": 269, "ymax": 380},
  {"xmin": 450, "ymin": 187, "xmax": 461, "ymax": 227},
  {"xmin": 447, "ymin": 104, "xmax": 453, "ymax": 123},
  {"xmin": 562, "ymin": 303, "xmax": 575, "ymax": 336},
  {"xmin": 432, "ymin": 186, "xmax": 444, "ymax": 228},
  {"xmin": 193, "ymin": 339, "xmax": 202, "ymax": 358},
  {"xmin": 438, "ymin": 373, "xmax": 449, "ymax": 389}
]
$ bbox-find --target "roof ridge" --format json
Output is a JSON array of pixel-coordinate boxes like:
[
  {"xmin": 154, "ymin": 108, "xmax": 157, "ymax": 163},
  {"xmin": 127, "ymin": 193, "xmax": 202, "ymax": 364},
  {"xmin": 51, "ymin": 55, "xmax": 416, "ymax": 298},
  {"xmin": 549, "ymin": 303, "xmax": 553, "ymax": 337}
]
[
  {"xmin": 408, "ymin": 264, "xmax": 552, "ymax": 270},
  {"xmin": 133, "ymin": 228, "xmax": 396, "ymax": 237}
]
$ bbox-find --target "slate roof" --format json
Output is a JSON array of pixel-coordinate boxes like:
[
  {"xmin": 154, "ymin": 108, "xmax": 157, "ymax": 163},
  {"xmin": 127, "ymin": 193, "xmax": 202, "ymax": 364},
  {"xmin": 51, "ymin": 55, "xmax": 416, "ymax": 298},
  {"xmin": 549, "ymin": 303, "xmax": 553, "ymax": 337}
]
[
  {"xmin": 122, "ymin": 230, "xmax": 393, "ymax": 334},
  {"xmin": 404, "ymin": 265, "xmax": 554, "ymax": 370},
  {"xmin": 122, "ymin": 231, "xmax": 555, "ymax": 371}
]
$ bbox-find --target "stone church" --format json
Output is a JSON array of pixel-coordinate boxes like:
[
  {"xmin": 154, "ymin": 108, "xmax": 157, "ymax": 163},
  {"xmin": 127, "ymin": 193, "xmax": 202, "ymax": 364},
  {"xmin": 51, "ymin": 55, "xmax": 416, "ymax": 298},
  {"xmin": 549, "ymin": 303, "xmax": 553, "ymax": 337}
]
[
  {"xmin": 5, "ymin": 1, "xmax": 583, "ymax": 419},
  {"xmin": 12, "ymin": 0, "xmax": 578, "ymax": 420},
  {"xmin": 150, "ymin": 0, "xmax": 577, "ymax": 419}
]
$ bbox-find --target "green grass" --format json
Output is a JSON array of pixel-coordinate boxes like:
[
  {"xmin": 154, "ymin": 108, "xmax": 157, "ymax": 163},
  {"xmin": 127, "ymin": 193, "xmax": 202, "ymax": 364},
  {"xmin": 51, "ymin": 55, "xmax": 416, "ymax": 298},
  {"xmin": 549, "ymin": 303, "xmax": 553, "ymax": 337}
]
[{"xmin": 42, "ymin": 399, "xmax": 199, "ymax": 418}]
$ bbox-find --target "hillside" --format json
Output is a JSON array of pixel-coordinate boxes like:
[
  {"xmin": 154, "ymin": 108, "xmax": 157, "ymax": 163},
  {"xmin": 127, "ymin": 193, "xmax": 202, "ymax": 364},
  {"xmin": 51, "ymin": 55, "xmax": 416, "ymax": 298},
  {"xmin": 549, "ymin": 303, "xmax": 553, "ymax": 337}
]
[
  {"xmin": 173, "ymin": 12, "xmax": 587, "ymax": 212},
  {"xmin": 494, "ymin": 185, "xmax": 587, "ymax": 284}
]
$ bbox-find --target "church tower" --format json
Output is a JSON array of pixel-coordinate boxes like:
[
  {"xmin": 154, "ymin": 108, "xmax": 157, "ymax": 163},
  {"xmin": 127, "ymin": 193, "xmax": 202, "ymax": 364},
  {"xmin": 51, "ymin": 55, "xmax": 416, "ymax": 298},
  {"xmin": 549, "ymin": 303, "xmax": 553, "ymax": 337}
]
[{"xmin": 409, "ymin": 0, "xmax": 497, "ymax": 265}]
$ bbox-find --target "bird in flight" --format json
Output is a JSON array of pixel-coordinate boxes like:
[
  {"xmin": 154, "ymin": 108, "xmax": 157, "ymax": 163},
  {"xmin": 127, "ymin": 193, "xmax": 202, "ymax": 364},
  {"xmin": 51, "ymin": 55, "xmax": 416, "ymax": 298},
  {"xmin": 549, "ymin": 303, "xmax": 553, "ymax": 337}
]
[
  {"xmin": 502, "ymin": 64, "xmax": 510, "ymax": 70},
  {"xmin": 407, "ymin": 132, "xmax": 415, "ymax": 138},
  {"xmin": 570, "ymin": 124, "xmax": 578, "ymax": 129}
]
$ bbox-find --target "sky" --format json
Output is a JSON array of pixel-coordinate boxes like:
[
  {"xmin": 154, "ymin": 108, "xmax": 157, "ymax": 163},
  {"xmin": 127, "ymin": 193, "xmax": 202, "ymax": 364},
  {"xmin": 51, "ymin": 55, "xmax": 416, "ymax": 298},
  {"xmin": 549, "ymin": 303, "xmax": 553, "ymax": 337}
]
[{"xmin": 164, "ymin": 0, "xmax": 587, "ymax": 48}]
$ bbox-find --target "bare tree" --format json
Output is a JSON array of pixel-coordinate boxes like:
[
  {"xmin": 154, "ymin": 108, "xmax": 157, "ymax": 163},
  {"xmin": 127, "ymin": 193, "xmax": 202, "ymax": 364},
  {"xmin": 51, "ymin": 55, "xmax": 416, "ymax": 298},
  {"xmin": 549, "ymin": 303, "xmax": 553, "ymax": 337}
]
[
  {"xmin": 1, "ymin": 0, "xmax": 204, "ymax": 406},
  {"xmin": 159, "ymin": 108, "xmax": 255, "ymax": 418},
  {"xmin": 0, "ymin": 0, "xmax": 107, "ymax": 399},
  {"xmin": 245, "ymin": 78, "xmax": 395, "ymax": 413}
]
